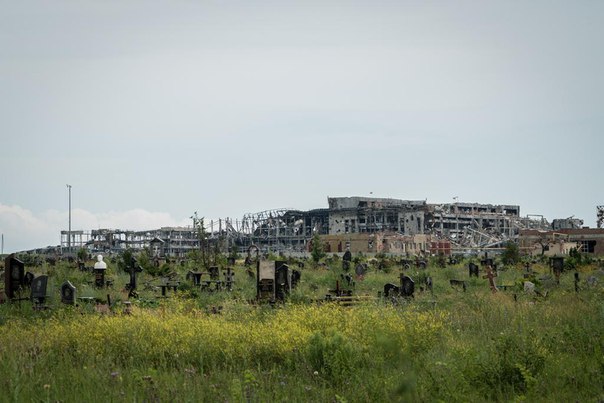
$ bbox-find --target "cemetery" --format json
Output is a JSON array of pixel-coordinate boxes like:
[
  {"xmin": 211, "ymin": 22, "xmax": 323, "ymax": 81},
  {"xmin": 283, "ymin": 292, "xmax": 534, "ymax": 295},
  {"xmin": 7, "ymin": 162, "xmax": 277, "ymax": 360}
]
[{"xmin": 0, "ymin": 246, "xmax": 603, "ymax": 402}]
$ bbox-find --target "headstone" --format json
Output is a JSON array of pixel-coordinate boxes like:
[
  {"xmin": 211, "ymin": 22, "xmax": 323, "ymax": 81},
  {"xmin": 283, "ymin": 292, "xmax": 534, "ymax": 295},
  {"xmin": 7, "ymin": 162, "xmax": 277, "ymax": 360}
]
[
  {"xmin": 587, "ymin": 276, "xmax": 598, "ymax": 287},
  {"xmin": 383, "ymin": 283, "xmax": 399, "ymax": 298},
  {"xmin": 468, "ymin": 263, "xmax": 479, "ymax": 278},
  {"xmin": 61, "ymin": 281, "xmax": 76, "ymax": 304},
  {"xmin": 227, "ymin": 257, "xmax": 236, "ymax": 266},
  {"xmin": 342, "ymin": 250, "xmax": 352, "ymax": 271},
  {"xmin": 291, "ymin": 270, "xmax": 301, "ymax": 289},
  {"xmin": 275, "ymin": 263, "xmax": 290, "ymax": 301},
  {"xmin": 574, "ymin": 272, "xmax": 579, "ymax": 292},
  {"xmin": 4, "ymin": 254, "xmax": 24, "ymax": 299},
  {"xmin": 257, "ymin": 261, "xmax": 275, "ymax": 301},
  {"xmin": 31, "ymin": 275, "xmax": 49, "ymax": 304},
  {"xmin": 416, "ymin": 260, "xmax": 427, "ymax": 270},
  {"xmin": 187, "ymin": 271, "xmax": 203, "ymax": 286},
  {"xmin": 208, "ymin": 266, "xmax": 220, "ymax": 280},
  {"xmin": 400, "ymin": 275, "xmax": 415, "ymax": 298},
  {"xmin": 223, "ymin": 268, "xmax": 234, "ymax": 291},
  {"xmin": 355, "ymin": 263, "xmax": 367, "ymax": 277},
  {"xmin": 550, "ymin": 257, "xmax": 564, "ymax": 284},
  {"xmin": 523, "ymin": 281, "xmax": 535, "ymax": 293},
  {"xmin": 24, "ymin": 271, "xmax": 35, "ymax": 288},
  {"xmin": 94, "ymin": 255, "xmax": 107, "ymax": 288},
  {"xmin": 125, "ymin": 257, "xmax": 142, "ymax": 298}
]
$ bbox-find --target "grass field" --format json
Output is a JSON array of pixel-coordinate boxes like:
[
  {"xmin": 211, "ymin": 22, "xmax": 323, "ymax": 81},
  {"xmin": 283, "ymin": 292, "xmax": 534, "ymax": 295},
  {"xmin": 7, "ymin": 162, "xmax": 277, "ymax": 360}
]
[{"xmin": 0, "ymin": 255, "xmax": 602, "ymax": 402}]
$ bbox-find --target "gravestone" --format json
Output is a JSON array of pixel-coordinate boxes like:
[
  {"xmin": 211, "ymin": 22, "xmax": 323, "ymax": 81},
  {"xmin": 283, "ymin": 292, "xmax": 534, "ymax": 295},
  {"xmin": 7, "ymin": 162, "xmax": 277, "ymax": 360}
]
[
  {"xmin": 291, "ymin": 270, "xmax": 301, "ymax": 288},
  {"xmin": 354, "ymin": 263, "xmax": 367, "ymax": 277},
  {"xmin": 400, "ymin": 275, "xmax": 415, "ymax": 298},
  {"xmin": 468, "ymin": 263, "xmax": 479, "ymax": 278},
  {"xmin": 227, "ymin": 257, "xmax": 236, "ymax": 266},
  {"xmin": 383, "ymin": 283, "xmax": 400, "ymax": 298},
  {"xmin": 4, "ymin": 254, "xmax": 25, "ymax": 300},
  {"xmin": 275, "ymin": 262, "xmax": 290, "ymax": 301},
  {"xmin": 61, "ymin": 281, "xmax": 76, "ymax": 304},
  {"xmin": 416, "ymin": 260, "xmax": 427, "ymax": 270},
  {"xmin": 125, "ymin": 256, "xmax": 143, "ymax": 298},
  {"xmin": 31, "ymin": 275, "xmax": 49, "ymax": 305},
  {"xmin": 24, "ymin": 272, "xmax": 35, "ymax": 288},
  {"xmin": 223, "ymin": 268, "xmax": 234, "ymax": 291},
  {"xmin": 342, "ymin": 250, "xmax": 352, "ymax": 271},
  {"xmin": 187, "ymin": 271, "xmax": 204, "ymax": 286},
  {"xmin": 450, "ymin": 279, "xmax": 467, "ymax": 292},
  {"xmin": 257, "ymin": 261, "xmax": 275, "ymax": 301},
  {"xmin": 523, "ymin": 281, "xmax": 535, "ymax": 293},
  {"xmin": 208, "ymin": 266, "xmax": 220, "ymax": 280},
  {"xmin": 341, "ymin": 273, "xmax": 354, "ymax": 288},
  {"xmin": 550, "ymin": 257, "xmax": 564, "ymax": 284},
  {"xmin": 93, "ymin": 255, "xmax": 107, "ymax": 288},
  {"xmin": 425, "ymin": 276, "xmax": 433, "ymax": 293}
]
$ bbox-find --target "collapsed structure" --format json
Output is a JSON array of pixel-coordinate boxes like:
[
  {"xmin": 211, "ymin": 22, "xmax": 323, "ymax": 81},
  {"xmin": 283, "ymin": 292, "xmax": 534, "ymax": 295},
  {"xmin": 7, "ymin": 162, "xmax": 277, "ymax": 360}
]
[{"xmin": 50, "ymin": 196, "xmax": 604, "ymax": 258}]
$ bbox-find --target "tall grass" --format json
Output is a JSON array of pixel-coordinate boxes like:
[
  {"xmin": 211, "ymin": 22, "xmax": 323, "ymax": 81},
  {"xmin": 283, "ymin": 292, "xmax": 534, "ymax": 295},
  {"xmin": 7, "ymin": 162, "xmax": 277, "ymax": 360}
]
[{"xmin": 0, "ymin": 259, "xmax": 602, "ymax": 402}]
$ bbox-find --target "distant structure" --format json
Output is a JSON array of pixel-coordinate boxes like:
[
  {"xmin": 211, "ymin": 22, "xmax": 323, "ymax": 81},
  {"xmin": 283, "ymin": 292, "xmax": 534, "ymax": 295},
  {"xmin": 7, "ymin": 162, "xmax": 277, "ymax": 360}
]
[{"xmin": 46, "ymin": 196, "xmax": 572, "ymax": 257}]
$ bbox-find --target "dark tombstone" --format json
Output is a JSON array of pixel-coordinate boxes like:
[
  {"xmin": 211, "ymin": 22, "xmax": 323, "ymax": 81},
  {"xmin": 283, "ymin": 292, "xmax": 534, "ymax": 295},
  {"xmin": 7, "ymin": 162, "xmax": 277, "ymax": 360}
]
[
  {"xmin": 78, "ymin": 261, "xmax": 86, "ymax": 271},
  {"xmin": 208, "ymin": 266, "xmax": 220, "ymax": 280},
  {"xmin": 4, "ymin": 254, "xmax": 25, "ymax": 300},
  {"xmin": 400, "ymin": 275, "xmax": 415, "ymax": 298},
  {"xmin": 383, "ymin": 283, "xmax": 400, "ymax": 298},
  {"xmin": 227, "ymin": 257, "xmax": 236, "ymax": 266},
  {"xmin": 450, "ymin": 279, "xmax": 467, "ymax": 292},
  {"xmin": 125, "ymin": 257, "xmax": 143, "ymax": 298},
  {"xmin": 574, "ymin": 272, "xmax": 579, "ymax": 292},
  {"xmin": 416, "ymin": 260, "xmax": 427, "ymax": 270},
  {"xmin": 187, "ymin": 271, "xmax": 203, "ymax": 286},
  {"xmin": 342, "ymin": 250, "xmax": 352, "ymax": 271},
  {"xmin": 61, "ymin": 281, "xmax": 76, "ymax": 305},
  {"xmin": 550, "ymin": 257, "xmax": 564, "ymax": 284},
  {"xmin": 401, "ymin": 259, "xmax": 411, "ymax": 270},
  {"xmin": 31, "ymin": 275, "xmax": 49, "ymax": 305},
  {"xmin": 24, "ymin": 272, "xmax": 35, "ymax": 288},
  {"xmin": 469, "ymin": 263, "xmax": 479, "ymax": 278},
  {"xmin": 354, "ymin": 263, "xmax": 367, "ymax": 277},
  {"xmin": 341, "ymin": 273, "xmax": 355, "ymax": 288},
  {"xmin": 223, "ymin": 268, "xmax": 234, "ymax": 291},
  {"xmin": 275, "ymin": 262, "xmax": 290, "ymax": 301},
  {"xmin": 426, "ymin": 276, "xmax": 433, "ymax": 293},
  {"xmin": 291, "ymin": 270, "xmax": 301, "ymax": 289},
  {"xmin": 480, "ymin": 258, "xmax": 494, "ymax": 267}
]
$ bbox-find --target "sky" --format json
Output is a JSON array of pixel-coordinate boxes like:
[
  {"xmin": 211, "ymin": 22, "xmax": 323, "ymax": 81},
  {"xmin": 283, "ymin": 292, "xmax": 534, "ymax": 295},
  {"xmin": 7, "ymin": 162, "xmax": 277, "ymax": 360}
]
[{"xmin": 1, "ymin": 1, "xmax": 602, "ymax": 253}]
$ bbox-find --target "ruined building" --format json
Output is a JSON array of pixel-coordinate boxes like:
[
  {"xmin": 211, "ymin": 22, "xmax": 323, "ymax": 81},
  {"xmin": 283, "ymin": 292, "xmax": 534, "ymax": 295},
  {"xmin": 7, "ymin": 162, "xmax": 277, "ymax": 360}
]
[{"xmin": 55, "ymin": 196, "xmax": 564, "ymax": 257}]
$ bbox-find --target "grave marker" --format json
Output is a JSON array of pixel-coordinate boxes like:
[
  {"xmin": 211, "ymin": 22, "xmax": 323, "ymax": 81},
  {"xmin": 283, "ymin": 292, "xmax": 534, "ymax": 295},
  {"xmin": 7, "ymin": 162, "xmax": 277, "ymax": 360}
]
[
  {"xmin": 61, "ymin": 281, "xmax": 76, "ymax": 305},
  {"xmin": 483, "ymin": 266, "xmax": 498, "ymax": 293},
  {"xmin": 468, "ymin": 262, "xmax": 479, "ymax": 278},
  {"xmin": 4, "ymin": 254, "xmax": 24, "ymax": 300},
  {"xmin": 31, "ymin": 275, "xmax": 49, "ymax": 306},
  {"xmin": 93, "ymin": 255, "xmax": 107, "ymax": 288}
]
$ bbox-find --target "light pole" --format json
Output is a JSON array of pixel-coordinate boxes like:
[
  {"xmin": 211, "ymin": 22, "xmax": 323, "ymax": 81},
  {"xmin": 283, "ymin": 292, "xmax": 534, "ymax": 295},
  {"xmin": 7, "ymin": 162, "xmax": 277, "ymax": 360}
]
[{"xmin": 67, "ymin": 184, "xmax": 72, "ymax": 254}]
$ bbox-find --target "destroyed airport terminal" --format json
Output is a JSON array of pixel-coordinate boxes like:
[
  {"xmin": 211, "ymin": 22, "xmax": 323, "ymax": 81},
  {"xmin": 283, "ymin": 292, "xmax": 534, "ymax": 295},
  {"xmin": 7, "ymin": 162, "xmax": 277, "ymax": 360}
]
[{"xmin": 34, "ymin": 197, "xmax": 604, "ymax": 258}]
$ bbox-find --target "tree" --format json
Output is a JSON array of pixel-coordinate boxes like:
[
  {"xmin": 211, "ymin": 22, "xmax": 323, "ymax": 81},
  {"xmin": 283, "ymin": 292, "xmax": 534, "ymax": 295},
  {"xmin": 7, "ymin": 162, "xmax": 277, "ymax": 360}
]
[
  {"xmin": 311, "ymin": 233, "xmax": 326, "ymax": 263},
  {"xmin": 501, "ymin": 241, "xmax": 520, "ymax": 265},
  {"xmin": 191, "ymin": 212, "xmax": 209, "ymax": 268}
]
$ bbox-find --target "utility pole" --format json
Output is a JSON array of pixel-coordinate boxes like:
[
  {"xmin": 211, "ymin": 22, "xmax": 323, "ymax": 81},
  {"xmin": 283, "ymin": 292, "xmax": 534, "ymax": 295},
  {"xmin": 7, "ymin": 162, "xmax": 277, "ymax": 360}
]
[{"xmin": 67, "ymin": 184, "xmax": 72, "ymax": 254}]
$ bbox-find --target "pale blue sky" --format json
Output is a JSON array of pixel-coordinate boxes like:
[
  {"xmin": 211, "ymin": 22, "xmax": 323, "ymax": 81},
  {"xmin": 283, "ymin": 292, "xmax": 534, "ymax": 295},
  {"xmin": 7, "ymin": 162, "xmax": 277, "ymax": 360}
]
[{"xmin": 1, "ymin": 1, "xmax": 602, "ymax": 252}]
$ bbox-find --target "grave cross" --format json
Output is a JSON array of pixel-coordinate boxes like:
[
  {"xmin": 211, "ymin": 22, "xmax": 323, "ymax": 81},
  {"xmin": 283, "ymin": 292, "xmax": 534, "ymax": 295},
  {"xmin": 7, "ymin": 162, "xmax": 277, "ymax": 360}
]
[{"xmin": 482, "ymin": 265, "xmax": 498, "ymax": 293}]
